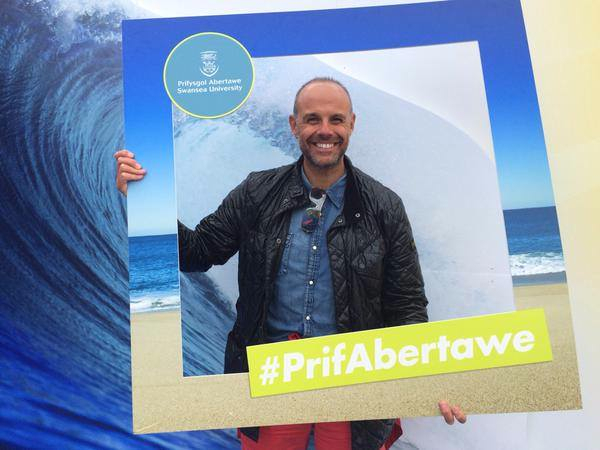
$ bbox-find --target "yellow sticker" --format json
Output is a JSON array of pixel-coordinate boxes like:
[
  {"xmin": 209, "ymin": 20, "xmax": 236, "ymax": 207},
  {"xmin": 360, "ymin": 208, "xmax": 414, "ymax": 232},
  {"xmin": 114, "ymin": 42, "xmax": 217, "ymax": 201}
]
[{"xmin": 247, "ymin": 309, "xmax": 553, "ymax": 397}]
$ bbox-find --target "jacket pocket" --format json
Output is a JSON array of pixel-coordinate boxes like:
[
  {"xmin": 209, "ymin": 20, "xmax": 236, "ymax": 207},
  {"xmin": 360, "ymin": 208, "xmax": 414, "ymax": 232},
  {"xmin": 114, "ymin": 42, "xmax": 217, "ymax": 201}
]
[{"xmin": 278, "ymin": 233, "xmax": 294, "ymax": 275}]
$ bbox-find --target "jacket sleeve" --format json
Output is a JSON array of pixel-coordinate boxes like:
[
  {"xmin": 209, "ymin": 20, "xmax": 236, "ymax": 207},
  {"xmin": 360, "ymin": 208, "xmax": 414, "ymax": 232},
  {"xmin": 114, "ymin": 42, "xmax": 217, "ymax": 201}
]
[
  {"xmin": 177, "ymin": 177, "xmax": 250, "ymax": 273},
  {"xmin": 381, "ymin": 197, "xmax": 429, "ymax": 326}
]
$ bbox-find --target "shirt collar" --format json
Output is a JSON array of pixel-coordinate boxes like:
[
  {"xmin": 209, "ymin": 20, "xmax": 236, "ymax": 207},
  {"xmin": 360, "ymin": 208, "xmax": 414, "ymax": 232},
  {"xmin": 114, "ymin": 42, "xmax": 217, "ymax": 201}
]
[{"xmin": 301, "ymin": 167, "xmax": 347, "ymax": 210}]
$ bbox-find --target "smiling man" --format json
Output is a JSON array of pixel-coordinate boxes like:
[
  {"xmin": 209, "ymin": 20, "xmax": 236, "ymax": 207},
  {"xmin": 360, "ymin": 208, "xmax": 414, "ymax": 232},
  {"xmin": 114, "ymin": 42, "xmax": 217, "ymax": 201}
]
[
  {"xmin": 291, "ymin": 79, "xmax": 355, "ymax": 176},
  {"xmin": 116, "ymin": 77, "xmax": 466, "ymax": 450}
]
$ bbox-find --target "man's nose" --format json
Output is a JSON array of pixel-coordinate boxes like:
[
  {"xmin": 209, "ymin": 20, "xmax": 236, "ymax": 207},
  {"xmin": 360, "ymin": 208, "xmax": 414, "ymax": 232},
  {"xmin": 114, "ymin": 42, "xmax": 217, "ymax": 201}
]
[{"xmin": 317, "ymin": 121, "xmax": 334, "ymax": 136}]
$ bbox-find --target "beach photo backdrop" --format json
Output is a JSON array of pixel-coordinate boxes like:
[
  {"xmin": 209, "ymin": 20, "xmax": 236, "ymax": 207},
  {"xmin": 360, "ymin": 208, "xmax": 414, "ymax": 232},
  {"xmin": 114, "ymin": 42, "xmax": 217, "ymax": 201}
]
[{"xmin": 123, "ymin": 1, "xmax": 580, "ymax": 446}]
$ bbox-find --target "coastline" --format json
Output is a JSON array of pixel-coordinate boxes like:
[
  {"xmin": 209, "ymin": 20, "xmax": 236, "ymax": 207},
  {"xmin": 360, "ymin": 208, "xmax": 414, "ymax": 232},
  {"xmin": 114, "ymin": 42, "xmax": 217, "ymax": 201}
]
[{"xmin": 512, "ymin": 271, "xmax": 566, "ymax": 286}]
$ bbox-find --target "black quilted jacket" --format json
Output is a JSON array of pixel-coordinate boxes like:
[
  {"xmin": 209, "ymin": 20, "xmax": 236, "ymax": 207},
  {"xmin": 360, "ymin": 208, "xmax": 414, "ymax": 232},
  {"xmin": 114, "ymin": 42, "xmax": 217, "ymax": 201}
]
[{"xmin": 178, "ymin": 156, "xmax": 428, "ymax": 450}]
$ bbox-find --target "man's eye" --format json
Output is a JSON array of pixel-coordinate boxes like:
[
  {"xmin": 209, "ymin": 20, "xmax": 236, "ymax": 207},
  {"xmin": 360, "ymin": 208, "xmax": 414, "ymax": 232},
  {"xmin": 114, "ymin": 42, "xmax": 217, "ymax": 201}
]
[
  {"xmin": 307, "ymin": 118, "xmax": 319, "ymax": 124},
  {"xmin": 331, "ymin": 118, "xmax": 342, "ymax": 124}
]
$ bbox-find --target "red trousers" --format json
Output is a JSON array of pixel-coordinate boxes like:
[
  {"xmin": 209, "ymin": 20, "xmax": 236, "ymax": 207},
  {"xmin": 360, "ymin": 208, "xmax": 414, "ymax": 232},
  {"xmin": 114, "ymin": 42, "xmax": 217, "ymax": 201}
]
[
  {"xmin": 238, "ymin": 419, "xmax": 401, "ymax": 450},
  {"xmin": 239, "ymin": 422, "xmax": 351, "ymax": 450}
]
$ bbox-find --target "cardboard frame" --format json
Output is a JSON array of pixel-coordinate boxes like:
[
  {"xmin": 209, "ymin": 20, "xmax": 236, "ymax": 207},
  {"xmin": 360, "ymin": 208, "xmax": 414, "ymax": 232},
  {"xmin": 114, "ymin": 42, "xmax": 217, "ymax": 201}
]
[{"xmin": 123, "ymin": 2, "xmax": 581, "ymax": 433}]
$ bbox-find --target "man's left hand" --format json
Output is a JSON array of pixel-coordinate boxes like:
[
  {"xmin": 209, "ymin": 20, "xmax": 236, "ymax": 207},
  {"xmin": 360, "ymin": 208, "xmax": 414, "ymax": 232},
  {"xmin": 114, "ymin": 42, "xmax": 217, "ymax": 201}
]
[{"xmin": 438, "ymin": 400, "xmax": 467, "ymax": 425}]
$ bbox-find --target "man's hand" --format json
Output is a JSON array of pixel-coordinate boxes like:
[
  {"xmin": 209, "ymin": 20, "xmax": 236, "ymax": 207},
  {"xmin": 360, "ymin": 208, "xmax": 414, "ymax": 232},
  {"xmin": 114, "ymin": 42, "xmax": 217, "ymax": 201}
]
[
  {"xmin": 438, "ymin": 400, "xmax": 467, "ymax": 425},
  {"xmin": 114, "ymin": 149, "xmax": 146, "ymax": 196}
]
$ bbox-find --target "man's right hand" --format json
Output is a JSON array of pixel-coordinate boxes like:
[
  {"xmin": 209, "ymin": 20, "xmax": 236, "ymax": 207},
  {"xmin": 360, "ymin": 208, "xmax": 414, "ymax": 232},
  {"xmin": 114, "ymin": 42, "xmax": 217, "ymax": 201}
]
[{"xmin": 114, "ymin": 149, "xmax": 146, "ymax": 196}]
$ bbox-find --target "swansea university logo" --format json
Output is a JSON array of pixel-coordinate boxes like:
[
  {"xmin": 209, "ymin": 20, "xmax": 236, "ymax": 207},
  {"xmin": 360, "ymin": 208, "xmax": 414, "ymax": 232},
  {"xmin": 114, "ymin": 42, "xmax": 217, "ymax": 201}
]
[
  {"xmin": 200, "ymin": 51, "xmax": 219, "ymax": 77},
  {"xmin": 164, "ymin": 32, "xmax": 254, "ymax": 118}
]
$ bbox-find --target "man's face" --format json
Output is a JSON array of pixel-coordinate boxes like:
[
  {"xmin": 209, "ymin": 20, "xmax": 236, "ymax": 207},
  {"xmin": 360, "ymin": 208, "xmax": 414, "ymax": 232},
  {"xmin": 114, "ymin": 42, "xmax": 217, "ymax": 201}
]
[{"xmin": 289, "ymin": 82, "xmax": 356, "ymax": 170}]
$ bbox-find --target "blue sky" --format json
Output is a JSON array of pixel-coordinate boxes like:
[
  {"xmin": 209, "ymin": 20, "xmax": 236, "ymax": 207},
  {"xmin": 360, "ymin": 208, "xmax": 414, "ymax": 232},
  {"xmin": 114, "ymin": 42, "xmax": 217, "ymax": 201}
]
[{"xmin": 123, "ymin": 0, "xmax": 554, "ymax": 236}]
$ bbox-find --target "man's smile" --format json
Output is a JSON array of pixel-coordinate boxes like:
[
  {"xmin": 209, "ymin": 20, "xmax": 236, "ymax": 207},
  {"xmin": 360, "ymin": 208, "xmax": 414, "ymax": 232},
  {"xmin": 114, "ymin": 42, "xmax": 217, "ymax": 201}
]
[{"xmin": 311, "ymin": 141, "xmax": 341, "ymax": 150}]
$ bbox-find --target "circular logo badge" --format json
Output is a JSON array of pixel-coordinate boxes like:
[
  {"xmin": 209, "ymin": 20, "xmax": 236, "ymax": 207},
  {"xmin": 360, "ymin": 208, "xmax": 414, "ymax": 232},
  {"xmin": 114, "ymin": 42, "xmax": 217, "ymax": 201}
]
[{"xmin": 163, "ymin": 32, "xmax": 254, "ymax": 119}]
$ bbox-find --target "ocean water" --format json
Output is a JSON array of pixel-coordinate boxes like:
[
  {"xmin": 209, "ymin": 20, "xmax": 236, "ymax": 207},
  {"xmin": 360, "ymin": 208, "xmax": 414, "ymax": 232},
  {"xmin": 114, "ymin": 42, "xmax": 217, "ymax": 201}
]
[
  {"xmin": 129, "ymin": 234, "xmax": 180, "ymax": 313},
  {"xmin": 504, "ymin": 206, "xmax": 565, "ymax": 277}
]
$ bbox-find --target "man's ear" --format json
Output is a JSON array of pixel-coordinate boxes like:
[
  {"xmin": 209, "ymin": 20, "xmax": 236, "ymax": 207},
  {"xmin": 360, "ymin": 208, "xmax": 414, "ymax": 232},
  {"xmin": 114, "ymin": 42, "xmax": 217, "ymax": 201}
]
[
  {"xmin": 289, "ymin": 114, "xmax": 298, "ymax": 137},
  {"xmin": 350, "ymin": 112, "xmax": 356, "ymax": 132}
]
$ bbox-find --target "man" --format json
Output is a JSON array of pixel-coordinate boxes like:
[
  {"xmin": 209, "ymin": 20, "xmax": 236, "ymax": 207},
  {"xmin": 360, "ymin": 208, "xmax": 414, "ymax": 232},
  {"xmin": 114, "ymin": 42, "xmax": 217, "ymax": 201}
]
[{"xmin": 116, "ymin": 78, "xmax": 466, "ymax": 450}]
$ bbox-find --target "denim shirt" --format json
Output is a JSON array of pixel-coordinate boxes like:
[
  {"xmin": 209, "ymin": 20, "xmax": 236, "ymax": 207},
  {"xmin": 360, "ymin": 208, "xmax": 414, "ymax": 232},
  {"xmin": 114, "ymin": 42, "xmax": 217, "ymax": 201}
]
[{"xmin": 266, "ymin": 169, "xmax": 347, "ymax": 342}]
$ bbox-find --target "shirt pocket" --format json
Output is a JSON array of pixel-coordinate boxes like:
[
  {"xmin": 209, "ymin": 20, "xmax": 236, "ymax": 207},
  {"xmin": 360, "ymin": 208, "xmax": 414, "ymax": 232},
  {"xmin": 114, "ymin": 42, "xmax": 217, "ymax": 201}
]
[{"xmin": 278, "ymin": 233, "xmax": 294, "ymax": 275}]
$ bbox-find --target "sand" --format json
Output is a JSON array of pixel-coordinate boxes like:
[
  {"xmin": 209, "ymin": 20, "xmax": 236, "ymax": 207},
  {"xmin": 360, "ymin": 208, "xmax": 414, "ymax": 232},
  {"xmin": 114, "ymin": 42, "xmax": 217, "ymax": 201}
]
[{"xmin": 130, "ymin": 283, "xmax": 581, "ymax": 433}]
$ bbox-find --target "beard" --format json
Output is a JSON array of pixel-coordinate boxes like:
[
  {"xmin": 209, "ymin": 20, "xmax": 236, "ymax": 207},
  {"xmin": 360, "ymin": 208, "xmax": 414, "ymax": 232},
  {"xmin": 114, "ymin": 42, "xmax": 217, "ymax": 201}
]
[{"xmin": 300, "ymin": 141, "xmax": 348, "ymax": 170}]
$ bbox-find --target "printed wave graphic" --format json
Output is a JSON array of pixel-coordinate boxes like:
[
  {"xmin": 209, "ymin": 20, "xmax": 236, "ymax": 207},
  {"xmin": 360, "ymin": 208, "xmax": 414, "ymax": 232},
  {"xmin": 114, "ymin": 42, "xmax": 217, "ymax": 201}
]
[
  {"xmin": 181, "ymin": 271, "xmax": 236, "ymax": 376},
  {"xmin": 0, "ymin": 1, "xmax": 236, "ymax": 447}
]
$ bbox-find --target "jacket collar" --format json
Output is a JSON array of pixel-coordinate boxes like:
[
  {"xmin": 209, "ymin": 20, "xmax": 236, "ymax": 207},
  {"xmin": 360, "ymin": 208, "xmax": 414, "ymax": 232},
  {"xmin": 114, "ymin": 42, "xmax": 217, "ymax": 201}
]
[{"xmin": 289, "ymin": 155, "xmax": 366, "ymax": 225}]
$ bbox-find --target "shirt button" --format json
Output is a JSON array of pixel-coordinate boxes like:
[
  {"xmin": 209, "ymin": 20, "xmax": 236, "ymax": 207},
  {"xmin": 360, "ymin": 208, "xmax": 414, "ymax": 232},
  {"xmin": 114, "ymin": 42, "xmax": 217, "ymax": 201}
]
[
  {"xmin": 308, "ymin": 280, "xmax": 314, "ymax": 286},
  {"xmin": 306, "ymin": 315, "xmax": 311, "ymax": 321},
  {"xmin": 276, "ymin": 238, "xmax": 282, "ymax": 245},
  {"xmin": 355, "ymin": 212, "xmax": 361, "ymax": 218},
  {"xmin": 337, "ymin": 217, "xmax": 343, "ymax": 223},
  {"xmin": 312, "ymin": 245, "xmax": 317, "ymax": 251}
]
